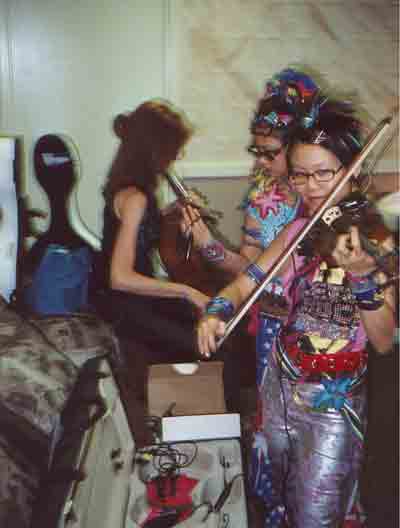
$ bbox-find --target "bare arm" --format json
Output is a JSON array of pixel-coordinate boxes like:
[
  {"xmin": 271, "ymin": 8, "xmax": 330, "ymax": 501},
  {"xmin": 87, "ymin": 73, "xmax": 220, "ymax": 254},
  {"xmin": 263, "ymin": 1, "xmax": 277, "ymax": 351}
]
[
  {"xmin": 197, "ymin": 222, "xmax": 398, "ymax": 357},
  {"xmin": 110, "ymin": 188, "xmax": 209, "ymax": 311},
  {"xmin": 197, "ymin": 227, "xmax": 289, "ymax": 357},
  {"xmin": 180, "ymin": 204, "xmax": 264, "ymax": 277}
]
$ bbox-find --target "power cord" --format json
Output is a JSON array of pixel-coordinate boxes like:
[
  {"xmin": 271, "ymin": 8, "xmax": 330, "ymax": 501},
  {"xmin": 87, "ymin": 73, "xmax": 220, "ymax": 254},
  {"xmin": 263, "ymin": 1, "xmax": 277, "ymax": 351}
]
[
  {"xmin": 143, "ymin": 403, "xmax": 178, "ymax": 441},
  {"xmin": 277, "ymin": 363, "xmax": 294, "ymax": 528},
  {"xmin": 135, "ymin": 442, "xmax": 198, "ymax": 483},
  {"xmin": 213, "ymin": 473, "xmax": 244, "ymax": 513}
]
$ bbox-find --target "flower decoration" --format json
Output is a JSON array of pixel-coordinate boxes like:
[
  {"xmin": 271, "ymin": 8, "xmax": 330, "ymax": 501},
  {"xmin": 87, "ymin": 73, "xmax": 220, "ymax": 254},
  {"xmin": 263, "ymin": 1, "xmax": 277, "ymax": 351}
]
[
  {"xmin": 313, "ymin": 376, "xmax": 352, "ymax": 411},
  {"xmin": 251, "ymin": 184, "xmax": 286, "ymax": 219}
]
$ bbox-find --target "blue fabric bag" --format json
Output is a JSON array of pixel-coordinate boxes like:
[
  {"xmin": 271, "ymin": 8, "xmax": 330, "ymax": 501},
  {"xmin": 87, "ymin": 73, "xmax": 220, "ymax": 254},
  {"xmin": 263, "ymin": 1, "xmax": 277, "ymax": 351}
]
[{"xmin": 24, "ymin": 244, "xmax": 92, "ymax": 315}]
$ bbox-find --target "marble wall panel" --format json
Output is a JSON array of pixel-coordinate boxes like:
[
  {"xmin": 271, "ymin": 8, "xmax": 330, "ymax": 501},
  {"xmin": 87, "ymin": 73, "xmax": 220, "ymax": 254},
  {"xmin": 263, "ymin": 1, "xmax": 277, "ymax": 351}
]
[{"xmin": 170, "ymin": 0, "xmax": 399, "ymax": 176}]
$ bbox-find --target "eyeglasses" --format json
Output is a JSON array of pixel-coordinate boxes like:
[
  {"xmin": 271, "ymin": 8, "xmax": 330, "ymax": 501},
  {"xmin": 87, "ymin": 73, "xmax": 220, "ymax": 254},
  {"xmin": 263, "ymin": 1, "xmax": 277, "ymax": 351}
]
[
  {"xmin": 288, "ymin": 165, "xmax": 343, "ymax": 186},
  {"xmin": 247, "ymin": 144, "xmax": 285, "ymax": 162}
]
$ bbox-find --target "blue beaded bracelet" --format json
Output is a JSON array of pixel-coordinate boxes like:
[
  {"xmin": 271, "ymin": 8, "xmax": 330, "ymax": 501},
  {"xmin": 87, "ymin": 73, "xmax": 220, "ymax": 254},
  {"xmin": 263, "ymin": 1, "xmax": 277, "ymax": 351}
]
[
  {"xmin": 245, "ymin": 263, "xmax": 266, "ymax": 285},
  {"xmin": 205, "ymin": 296, "xmax": 235, "ymax": 322},
  {"xmin": 346, "ymin": 271, "xmax": 384, "ymax": 311}
]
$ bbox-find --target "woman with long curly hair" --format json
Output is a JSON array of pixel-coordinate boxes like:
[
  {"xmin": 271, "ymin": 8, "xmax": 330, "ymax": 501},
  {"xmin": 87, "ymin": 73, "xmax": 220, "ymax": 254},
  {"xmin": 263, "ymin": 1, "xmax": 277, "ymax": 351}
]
[{"xmin": 101, "ymin": 99, "xmax": 209, "ymax": 368}]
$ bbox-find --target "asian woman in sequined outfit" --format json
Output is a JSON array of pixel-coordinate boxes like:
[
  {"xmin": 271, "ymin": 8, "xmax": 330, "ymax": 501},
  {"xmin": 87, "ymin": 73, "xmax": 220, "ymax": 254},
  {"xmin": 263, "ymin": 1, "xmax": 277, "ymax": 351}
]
[{"xmin": 196, "ymin": 92, "xmax": 397, "ymax": 527}]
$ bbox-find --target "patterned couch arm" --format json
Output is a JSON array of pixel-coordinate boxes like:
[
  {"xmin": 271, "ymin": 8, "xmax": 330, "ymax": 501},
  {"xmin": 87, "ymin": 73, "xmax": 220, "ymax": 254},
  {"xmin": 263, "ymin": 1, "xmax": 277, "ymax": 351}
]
[{"xmin": 0, "ymin": 296, "xmax": 121, "ymax": 527}]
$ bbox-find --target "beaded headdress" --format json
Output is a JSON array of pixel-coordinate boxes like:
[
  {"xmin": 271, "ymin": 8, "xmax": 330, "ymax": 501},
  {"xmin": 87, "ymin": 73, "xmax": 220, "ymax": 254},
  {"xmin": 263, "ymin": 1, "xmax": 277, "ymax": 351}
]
[{"xmin": 251, "ymin": 68, "xmax": 319, "ymax": 135}]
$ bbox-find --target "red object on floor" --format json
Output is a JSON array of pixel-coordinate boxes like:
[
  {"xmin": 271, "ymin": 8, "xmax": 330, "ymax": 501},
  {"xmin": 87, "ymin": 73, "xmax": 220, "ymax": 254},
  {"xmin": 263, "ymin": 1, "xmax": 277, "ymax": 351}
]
[{"xmin": 144, "ymin": 474, "xmax": 199, "ymax": 525}]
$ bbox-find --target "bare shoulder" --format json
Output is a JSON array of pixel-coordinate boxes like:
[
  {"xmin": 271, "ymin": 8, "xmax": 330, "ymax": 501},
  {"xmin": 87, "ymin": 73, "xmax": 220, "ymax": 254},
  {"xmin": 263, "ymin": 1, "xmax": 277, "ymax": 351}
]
[{"xmin": 114, "ymin": 187, "xmax": 147, "ymax": 220}]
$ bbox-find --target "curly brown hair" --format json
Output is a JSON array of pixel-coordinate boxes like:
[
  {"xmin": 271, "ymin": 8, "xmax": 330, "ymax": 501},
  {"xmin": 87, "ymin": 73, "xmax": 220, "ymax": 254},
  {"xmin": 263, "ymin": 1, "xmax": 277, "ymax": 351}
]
[{"xmin": 103, "ymin": 99, "xmax": 193, "ymax": 202}]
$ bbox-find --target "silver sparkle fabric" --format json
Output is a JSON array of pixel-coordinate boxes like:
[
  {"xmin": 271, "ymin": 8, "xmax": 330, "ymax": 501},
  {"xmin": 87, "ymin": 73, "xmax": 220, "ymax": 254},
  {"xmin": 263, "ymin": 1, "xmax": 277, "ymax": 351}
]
[{"xmin": 261, "ymin": 355, "xmax": 366, "ymax": 527}]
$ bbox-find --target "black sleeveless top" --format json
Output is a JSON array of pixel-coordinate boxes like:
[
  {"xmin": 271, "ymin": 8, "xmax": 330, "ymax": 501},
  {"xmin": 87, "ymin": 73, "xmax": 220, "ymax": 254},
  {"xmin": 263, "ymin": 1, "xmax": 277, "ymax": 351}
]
[
  {"xmin": 101, "ymin": 193, "xmax": 161, "ymax": 282},
  {"xmin": 99, "ymin": 191, "xmax": 206, "ymax": 367}
]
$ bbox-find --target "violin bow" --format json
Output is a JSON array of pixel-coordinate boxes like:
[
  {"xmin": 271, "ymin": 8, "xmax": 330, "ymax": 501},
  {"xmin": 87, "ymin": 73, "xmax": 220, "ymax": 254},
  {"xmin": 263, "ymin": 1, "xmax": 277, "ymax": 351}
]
[
  {"xmin": 363, "ymin": 107, "xmax": 399, "ymax": 181},
  {"xmin": 217, "ymin": 115, "xmax": 393, "ymax": 347}
]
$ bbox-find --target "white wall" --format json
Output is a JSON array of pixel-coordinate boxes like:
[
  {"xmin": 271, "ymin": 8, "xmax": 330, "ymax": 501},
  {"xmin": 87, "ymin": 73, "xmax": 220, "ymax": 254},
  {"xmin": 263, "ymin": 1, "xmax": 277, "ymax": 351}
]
[
  {"xmin": 0, "ymin": 1, "xmax": 398, "ymax": 246},
  {"xmin": 171, "ymin": 0, "xmax": 399, "ymax": 178},
  {"xmin": 0, "ymin": 0, "xmax": 169, "ymax": 239}
]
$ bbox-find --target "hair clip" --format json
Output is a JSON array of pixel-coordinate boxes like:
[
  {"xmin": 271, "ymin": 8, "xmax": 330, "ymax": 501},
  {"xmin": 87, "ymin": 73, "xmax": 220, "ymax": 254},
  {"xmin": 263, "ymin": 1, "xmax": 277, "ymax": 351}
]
[
  {"xmin": 300, "ymin": 94, "xmax": 328, "ymax": 129},
  {"xmin": 345, "ymin": 132, "xmax": 362, "ymax": 149},
  {"xmin": 310, "ymin": 130, "xmax": 329, "ymax": 145}
]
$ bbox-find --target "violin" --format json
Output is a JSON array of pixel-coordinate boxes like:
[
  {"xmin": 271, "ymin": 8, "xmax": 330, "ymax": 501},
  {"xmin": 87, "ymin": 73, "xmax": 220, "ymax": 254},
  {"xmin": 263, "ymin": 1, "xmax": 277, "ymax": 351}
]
[
  {"xmin": 158, "ymin": 171, "xmax": 229, "ymax": 296},
  {"xmin": 297, "ymin": 190, "xmax": 399, "ymax": 278},
  {"xmin": 216, "ymin": 115, "xmax": 395, "ymax": 347}
]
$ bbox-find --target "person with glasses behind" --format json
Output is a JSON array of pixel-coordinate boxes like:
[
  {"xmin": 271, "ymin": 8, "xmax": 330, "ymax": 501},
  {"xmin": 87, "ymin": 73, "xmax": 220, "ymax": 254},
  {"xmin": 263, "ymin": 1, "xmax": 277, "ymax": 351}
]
[
  {"xmin": 196, "ymin": 89, "xmax": 397, "ymax": 527},
  {"xmin": 180, "ymin": 69, "xmax": 319, "ymax": 524},
  {"xmin": 180, "ymin": 68, "xmax": 319, "ymax": 520},
  {"xmin": 181, "ymin": 69, "xmax": 318, "ymax": 277}
]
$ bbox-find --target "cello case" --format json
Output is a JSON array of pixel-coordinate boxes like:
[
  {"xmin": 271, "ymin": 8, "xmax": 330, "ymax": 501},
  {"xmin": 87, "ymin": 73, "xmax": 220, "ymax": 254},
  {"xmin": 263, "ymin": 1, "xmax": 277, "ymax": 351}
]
[{"xmin": 21, "ymin": 134, "xmax": 93, "ymax": 315}]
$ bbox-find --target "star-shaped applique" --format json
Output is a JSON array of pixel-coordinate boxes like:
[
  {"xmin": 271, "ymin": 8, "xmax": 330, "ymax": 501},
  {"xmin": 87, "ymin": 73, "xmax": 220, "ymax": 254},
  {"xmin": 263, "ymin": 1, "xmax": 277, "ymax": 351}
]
[
  {"xmin": 313, "ymin": 377, "xmax": 353, "ymax": 411},
  {"xmin": 251, "ymin": 185, "xmax": 285, "ymax": 219}
]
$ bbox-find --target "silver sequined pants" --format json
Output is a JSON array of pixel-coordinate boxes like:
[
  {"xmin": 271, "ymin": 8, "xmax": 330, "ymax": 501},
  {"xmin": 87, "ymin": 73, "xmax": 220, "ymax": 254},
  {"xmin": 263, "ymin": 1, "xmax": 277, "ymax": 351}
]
[{"xmin": 261, "ymin": 356, "xmax": 366, "ymax": 527}]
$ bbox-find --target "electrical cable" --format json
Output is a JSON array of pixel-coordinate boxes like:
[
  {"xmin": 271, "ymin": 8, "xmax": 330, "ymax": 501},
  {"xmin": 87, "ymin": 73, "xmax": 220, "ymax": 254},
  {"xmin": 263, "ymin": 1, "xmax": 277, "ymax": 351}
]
[
  {"xmin": 213, "ymin": 473, "xmax": 244, "ymax": 513},
  {"xmin": 135, "ymin": 442, "xmax": 198, "ymax": 483},
  {"xmin": 277, "ymin": 358, "xmax": 295, "ymax": 528}
]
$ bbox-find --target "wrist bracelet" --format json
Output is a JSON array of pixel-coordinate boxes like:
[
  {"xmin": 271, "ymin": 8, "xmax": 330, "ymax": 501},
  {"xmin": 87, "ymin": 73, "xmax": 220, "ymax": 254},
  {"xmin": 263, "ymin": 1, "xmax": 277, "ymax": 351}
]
[
  {"xmin": 346, "ymin": 270, "xmax": 384, "ymax": 311},
  {"xmin": 205, "ymin": 296, "xmax": 234, "ymax": 322},
  {"xmin": 245, "ymin": 263, "xmax": 266, "ymax": 285},
  {"xmin": 246, "ymin": 264, "xmax": 285, "ymax": 297},
  {"xmin": 200, "ymin": 239, "xmax": 225, "ymax": 263}
]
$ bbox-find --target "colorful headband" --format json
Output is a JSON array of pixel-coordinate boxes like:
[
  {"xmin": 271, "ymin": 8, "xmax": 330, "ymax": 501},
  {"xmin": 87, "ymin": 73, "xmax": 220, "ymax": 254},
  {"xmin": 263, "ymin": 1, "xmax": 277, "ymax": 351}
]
[{"xmin": 252, "ymin": 111, "xmax": 295, "ymax": 129}]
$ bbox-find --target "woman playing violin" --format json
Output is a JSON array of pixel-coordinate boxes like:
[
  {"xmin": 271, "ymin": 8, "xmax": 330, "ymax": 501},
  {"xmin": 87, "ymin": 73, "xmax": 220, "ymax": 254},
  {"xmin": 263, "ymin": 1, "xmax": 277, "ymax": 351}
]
[
  {"xmin": 197, "ymin": 92, "xmax": 397, "ymax": 527},
  {"xmin": 101, "ymin": 99, "xmax": 209, "ymax": 367}
]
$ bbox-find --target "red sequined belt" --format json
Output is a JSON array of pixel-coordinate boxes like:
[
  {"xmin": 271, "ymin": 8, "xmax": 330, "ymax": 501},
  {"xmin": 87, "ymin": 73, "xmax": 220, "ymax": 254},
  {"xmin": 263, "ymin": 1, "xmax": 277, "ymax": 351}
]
[{"xmin": 285, "ymin": 341, "xmax": 367, "ymax": 374}]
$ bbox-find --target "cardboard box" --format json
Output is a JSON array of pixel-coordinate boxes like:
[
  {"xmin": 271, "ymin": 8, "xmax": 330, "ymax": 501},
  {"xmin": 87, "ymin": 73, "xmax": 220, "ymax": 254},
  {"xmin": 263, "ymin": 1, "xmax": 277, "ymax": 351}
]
[{"xmin": 148, "ymin": 361, "xmax": 226, "ymax": 418}]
